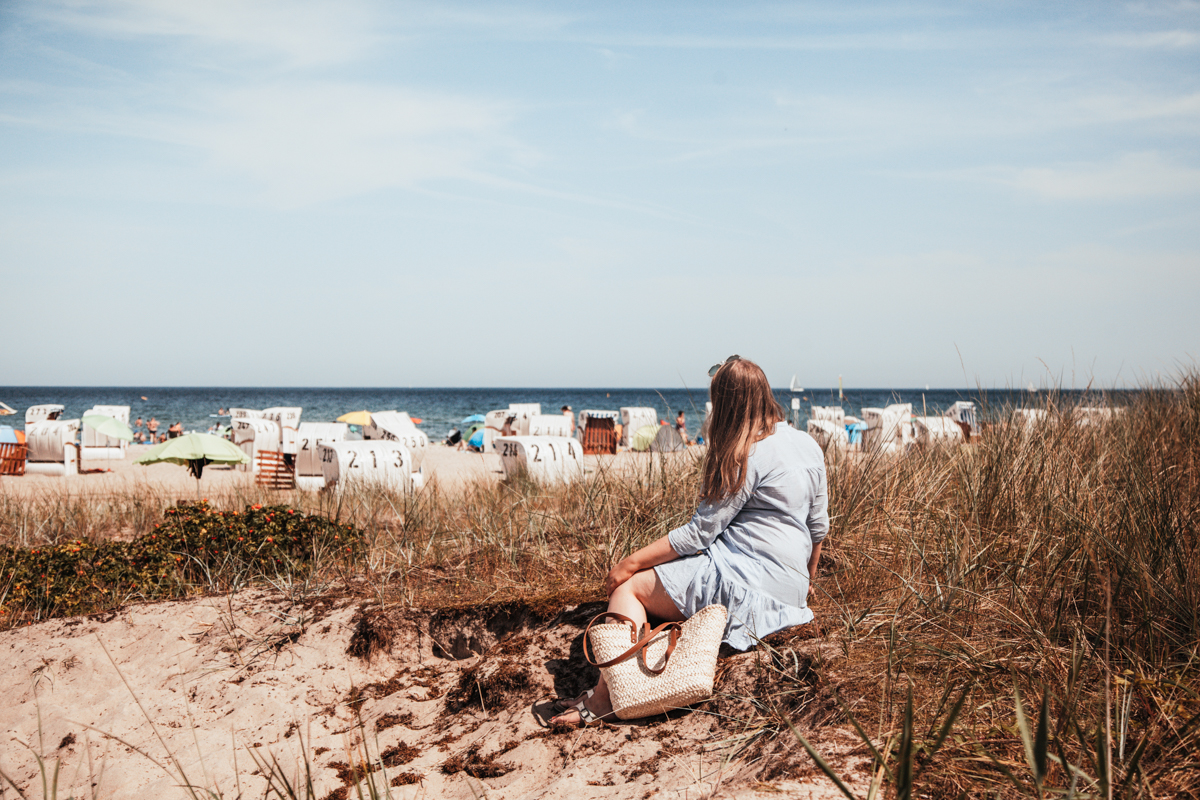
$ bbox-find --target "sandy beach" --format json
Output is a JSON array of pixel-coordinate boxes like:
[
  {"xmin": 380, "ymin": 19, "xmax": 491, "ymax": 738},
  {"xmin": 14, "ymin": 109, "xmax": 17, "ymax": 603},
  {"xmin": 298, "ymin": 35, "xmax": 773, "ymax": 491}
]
[{"xmin": 0, "ymin": 443, "xmax": 700, "ymax": 500}]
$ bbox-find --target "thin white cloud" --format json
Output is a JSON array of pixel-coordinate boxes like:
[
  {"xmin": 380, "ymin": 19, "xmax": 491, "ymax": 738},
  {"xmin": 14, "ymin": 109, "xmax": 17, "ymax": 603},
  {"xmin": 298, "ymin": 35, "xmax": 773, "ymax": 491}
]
[
  {"xmin": 1068, "ymin": 91, "xmax": 1200, "ymax": 124},
  {"xmin": 182, "ymin": 82, "xmax": 516, "ymax": 205},
  {"xmin": 1010, "ymin": 152, "xmax": 1200, "ymax": 199},
  {"xmin": 33, "ymin": 0, "xmax": 382, "ymax": 67},
  {"xmin": 1098, "ymin": 29, "xmax": 1200, "ymax": 47},
  {"xmin": 1125, "ymin": 1, "xmax": 1200, "ymax": 17}
]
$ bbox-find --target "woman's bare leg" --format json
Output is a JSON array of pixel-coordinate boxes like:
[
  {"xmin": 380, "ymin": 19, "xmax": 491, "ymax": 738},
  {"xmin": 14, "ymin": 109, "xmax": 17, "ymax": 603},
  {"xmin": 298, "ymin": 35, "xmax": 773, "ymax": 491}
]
[{"xmin": 550, "ymin": 569, "xmax": 684, "ymax": 724}]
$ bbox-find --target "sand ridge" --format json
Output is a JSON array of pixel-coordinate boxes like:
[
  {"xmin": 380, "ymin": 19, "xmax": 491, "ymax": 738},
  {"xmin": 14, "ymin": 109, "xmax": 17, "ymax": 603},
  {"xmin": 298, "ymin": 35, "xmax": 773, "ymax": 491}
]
[{"xmin": 0, "ymin": 589, "xmax": 863, "ymax": 798}]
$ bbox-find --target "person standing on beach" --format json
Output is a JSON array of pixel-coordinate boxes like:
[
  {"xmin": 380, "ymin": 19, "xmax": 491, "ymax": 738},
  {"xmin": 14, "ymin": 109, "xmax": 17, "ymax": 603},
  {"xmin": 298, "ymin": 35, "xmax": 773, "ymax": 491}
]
[
  {"xmin": 675, "ymin": 410, "xmax": 689, "ymax": 444},
  {"xmin": 550, "ymin": 357, "xmax": 828, "ymax": 726},
  {"xmin": 562, "ymin": 405, "xmax": 575, "ymax": 435}
]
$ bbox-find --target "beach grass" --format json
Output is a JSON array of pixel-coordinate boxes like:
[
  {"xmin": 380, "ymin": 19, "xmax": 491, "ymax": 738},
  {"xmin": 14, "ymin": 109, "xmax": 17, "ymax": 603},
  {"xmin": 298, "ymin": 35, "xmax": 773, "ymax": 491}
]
[{"xmin": 1, "ymin": 374, "xmax": 1198, "ymax": 796}]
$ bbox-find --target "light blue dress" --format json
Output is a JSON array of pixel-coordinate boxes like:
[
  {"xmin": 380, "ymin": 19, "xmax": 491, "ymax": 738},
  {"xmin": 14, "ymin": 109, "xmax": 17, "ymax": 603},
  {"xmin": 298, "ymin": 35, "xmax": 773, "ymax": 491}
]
[{"xmin": 655, "ymin": 422, "xmax": 829, "ymax": 651}]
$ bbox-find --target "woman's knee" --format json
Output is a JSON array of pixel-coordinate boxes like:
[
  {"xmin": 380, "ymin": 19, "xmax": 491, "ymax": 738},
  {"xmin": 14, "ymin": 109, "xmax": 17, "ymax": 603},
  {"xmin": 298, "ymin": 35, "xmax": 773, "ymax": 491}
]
[
  {"xmin": 633, "ymin": 569, "xmax": 685, "ymax": 621},
  {"xmin": 622, "ymin": 569, "xmax": 659, "ymax": 603}
]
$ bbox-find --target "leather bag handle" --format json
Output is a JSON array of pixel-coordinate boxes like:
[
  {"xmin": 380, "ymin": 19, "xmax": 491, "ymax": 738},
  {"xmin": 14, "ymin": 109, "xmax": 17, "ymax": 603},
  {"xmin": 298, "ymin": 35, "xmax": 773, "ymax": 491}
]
[{"xmin": 583, "ymin": 611, "xmax": 682, "ymax": 675}]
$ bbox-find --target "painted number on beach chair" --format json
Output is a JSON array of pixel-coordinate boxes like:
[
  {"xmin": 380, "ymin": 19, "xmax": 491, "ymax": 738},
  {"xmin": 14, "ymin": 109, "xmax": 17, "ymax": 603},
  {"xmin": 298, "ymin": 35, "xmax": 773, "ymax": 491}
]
[{"xmin": 496, "ymin": 436, "xmax": 583, "ymax": 484}]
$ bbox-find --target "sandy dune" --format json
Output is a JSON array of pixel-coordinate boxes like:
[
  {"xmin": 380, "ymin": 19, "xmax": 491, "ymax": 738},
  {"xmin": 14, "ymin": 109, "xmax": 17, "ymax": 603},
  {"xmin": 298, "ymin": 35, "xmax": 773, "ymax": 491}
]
[{"xmin": 0, "ymin": 589, "xmax": 864, "ymax": 799}]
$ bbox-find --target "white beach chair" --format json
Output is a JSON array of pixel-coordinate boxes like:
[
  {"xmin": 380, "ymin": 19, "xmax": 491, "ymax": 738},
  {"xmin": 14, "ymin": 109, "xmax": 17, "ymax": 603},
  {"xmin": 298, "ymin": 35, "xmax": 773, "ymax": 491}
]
[
  {"xmin": 318, "ymin": 440, "xmax": 414, "ymax": 496},
  {"xmin": 25, "ymin": 405, "xmax": 64, "ymax": 426},
  {"xmin": 528, "ymin": 414, "xmax": 573, "ymax": 438},
  {"xmin": 295, "ymin": 422, "xmax": 349, "ymax": 491},
  {"xmin": 944, "ymin": 401, "xmax": 977, "ymax": 430},
  {"xmin": 807, "ymin": 419, "xmax": 849, "ymax": 450},
  {"xmin": 364, "ymin": 411, "xmax": 417, "ymax": 438},
  {"xmin": 1012, "ymin": 409, "xmax": 1049, "ymax": 431},
  {"xmin": 913, "ymin": 417, "xmax": 965, "ymax": 446},
  {"xmin": 886, "ymin": 404, "xmax": 914, "ymax": 446},
  {"xmin": 859, "ymin": 408, "xmax": 885, "ymax": 451},
  {"xmin": 810, "ymin": 406, "xmax": 846, "ymax": 426},
  {"xmin": 495, "ymin": 436, "xmax": 583, "ymax": 484},
  {"xmin": 861, "ymin": 405, "xmax": 912, "ymax": 451},
  {"xmin": 507, "ymin": 404, "xmax": 542, "ymax": 436},
  {"xmin": 229, "ymin": 408, "xmax": 263, "ymax": 420},
  {"xmin": 24, "ymin": 420, "xmax": 80, "ymax": 476},
  {"xmin": 262, "ymin": 407, "xmax": 302, "ymax": 455},
  {"xmin": 620, "ymin": 407, "xmax": 658, "ymax": 448},
  {"xmin": 364, "ymin": 410, "xmax": 429, "ymax": 474},
  {"xmin": 230, "ymin": 417, "xmax": 282, "ymax": 474},
  {"xmin": 81, "ymin": 405, "xmax": 131, "ymax": 461},
  {"xmin": 1075, "ymin": 406, "xmax": 1122, "ymax": 427},
  {"xmin": 482, "ymin": 409, "xmax": 512, "ymax": 453}
]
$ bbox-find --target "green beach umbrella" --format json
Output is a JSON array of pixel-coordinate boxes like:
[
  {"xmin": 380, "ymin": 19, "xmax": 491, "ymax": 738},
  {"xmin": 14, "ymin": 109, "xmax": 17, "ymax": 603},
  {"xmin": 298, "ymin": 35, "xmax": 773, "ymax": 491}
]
[
  {"xmin": 134, "ymin": 432, "xmax": 249, "ymax": 483},
  {"xmin": 631, "ymin": 424, "xmax": 659, "ymax": 452},
  {"xmin": 83, "ymin": 413, "xmax": 134, "ymax": 442}
]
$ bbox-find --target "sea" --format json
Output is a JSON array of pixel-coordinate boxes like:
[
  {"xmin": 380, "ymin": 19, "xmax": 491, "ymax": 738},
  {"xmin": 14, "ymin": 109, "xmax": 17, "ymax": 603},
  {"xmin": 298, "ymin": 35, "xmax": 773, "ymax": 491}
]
[{"xmin": 0, "ymin": 386, "xmax": 1137, "ymax": 438}]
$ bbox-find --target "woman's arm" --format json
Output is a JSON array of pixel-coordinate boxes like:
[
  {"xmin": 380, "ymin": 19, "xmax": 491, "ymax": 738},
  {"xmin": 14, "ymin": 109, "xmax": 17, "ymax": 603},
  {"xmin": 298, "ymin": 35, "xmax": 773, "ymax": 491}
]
[
  {"xmin": 605, "ymin": 535, "xmax": 680, "ymax": 596},
  {"xmin": 807, "ymin": 540, "xmax": 822, "ymax": 600}
]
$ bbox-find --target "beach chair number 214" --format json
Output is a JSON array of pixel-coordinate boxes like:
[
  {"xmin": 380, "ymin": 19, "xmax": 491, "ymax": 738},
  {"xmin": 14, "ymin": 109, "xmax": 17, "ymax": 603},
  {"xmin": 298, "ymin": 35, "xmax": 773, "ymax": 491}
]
[{"xmin": 500, "ymin": 441, "xmax": 577, "ymax": 462}]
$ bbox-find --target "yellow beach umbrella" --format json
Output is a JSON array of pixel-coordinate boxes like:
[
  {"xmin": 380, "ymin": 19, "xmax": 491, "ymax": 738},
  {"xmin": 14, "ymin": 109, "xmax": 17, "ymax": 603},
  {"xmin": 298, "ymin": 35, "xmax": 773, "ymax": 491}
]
[{"xmin": 337, "ymin": 410, "xmax": 374, "ymax": 427}]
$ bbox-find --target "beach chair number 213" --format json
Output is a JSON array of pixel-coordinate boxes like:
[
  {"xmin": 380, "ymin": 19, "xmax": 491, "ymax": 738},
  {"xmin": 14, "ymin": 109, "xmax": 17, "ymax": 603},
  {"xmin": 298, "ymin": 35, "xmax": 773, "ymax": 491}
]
[
  {"xmin": 344, "ymin": 449, "xmax": 403, "ymax": 469},
  {"xmin": 319, "ymin": 447, "xmax": 404, "ymax": 470}
]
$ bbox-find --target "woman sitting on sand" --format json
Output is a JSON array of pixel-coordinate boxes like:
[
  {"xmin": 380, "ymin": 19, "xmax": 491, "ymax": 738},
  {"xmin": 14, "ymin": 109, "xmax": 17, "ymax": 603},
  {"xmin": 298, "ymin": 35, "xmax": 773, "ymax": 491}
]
[{"xmin": 551, "ymin": 356, "xmax": 829, "ymax": 726}]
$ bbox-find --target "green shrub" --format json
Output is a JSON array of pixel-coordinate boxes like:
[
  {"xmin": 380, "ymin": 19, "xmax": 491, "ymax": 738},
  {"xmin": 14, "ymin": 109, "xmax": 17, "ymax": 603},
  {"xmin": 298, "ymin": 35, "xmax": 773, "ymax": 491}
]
[{"xmin": 0, "ymin": 501, "xmax": 364, "ymax": 623}]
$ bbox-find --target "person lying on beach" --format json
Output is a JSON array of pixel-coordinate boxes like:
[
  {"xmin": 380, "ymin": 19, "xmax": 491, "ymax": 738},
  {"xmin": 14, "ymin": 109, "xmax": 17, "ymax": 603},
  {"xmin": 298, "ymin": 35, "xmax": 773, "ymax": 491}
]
[{"xmin": 550, "ymin": 356, "xmax": 829, "ymax": 726}]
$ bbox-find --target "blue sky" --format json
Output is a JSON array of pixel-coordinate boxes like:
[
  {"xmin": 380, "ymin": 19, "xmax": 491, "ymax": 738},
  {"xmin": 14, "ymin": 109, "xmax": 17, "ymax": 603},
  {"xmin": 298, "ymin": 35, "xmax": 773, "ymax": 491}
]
[{"xmin": 1, "ymin": 1, "xmax": 1197, "ymax": 388}]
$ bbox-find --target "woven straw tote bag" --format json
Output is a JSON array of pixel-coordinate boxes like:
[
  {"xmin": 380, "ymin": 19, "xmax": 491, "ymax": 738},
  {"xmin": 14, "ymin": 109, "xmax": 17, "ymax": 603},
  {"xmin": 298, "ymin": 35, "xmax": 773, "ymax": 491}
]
[{"xmin": 584, "ymin": 604, "xmax": 726, "ymax": 720}]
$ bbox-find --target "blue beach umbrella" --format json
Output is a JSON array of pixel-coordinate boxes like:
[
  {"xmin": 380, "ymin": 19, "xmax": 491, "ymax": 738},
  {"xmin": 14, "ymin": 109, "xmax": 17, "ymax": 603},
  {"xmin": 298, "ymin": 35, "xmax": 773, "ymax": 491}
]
[
  {"xmin": 468, "ymin": 429, "xmax": 484, "ymax": 449},
  {"xmin": 461, "ymin": 414, "xmax": 486, "ymax": 424}
]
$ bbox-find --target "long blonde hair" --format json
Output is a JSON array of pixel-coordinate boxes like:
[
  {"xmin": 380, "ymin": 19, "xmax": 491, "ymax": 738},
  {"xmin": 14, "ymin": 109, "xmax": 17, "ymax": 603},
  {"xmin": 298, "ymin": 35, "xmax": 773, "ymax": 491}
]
[{"xmin": 701, "ymin": 358, "xmax": 784, "ymax": 502}]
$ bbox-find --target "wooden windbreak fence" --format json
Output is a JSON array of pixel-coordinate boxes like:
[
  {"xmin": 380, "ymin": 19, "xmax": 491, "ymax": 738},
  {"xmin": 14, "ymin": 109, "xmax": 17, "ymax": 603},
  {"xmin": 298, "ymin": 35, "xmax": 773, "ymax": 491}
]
[
  {"xmin": 0, "ymin": 443, "xmax": 26, "ymax": 476},
  {"xmin": 255, "ymin": 450, "xmax": 295, "ymax": 490}
]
